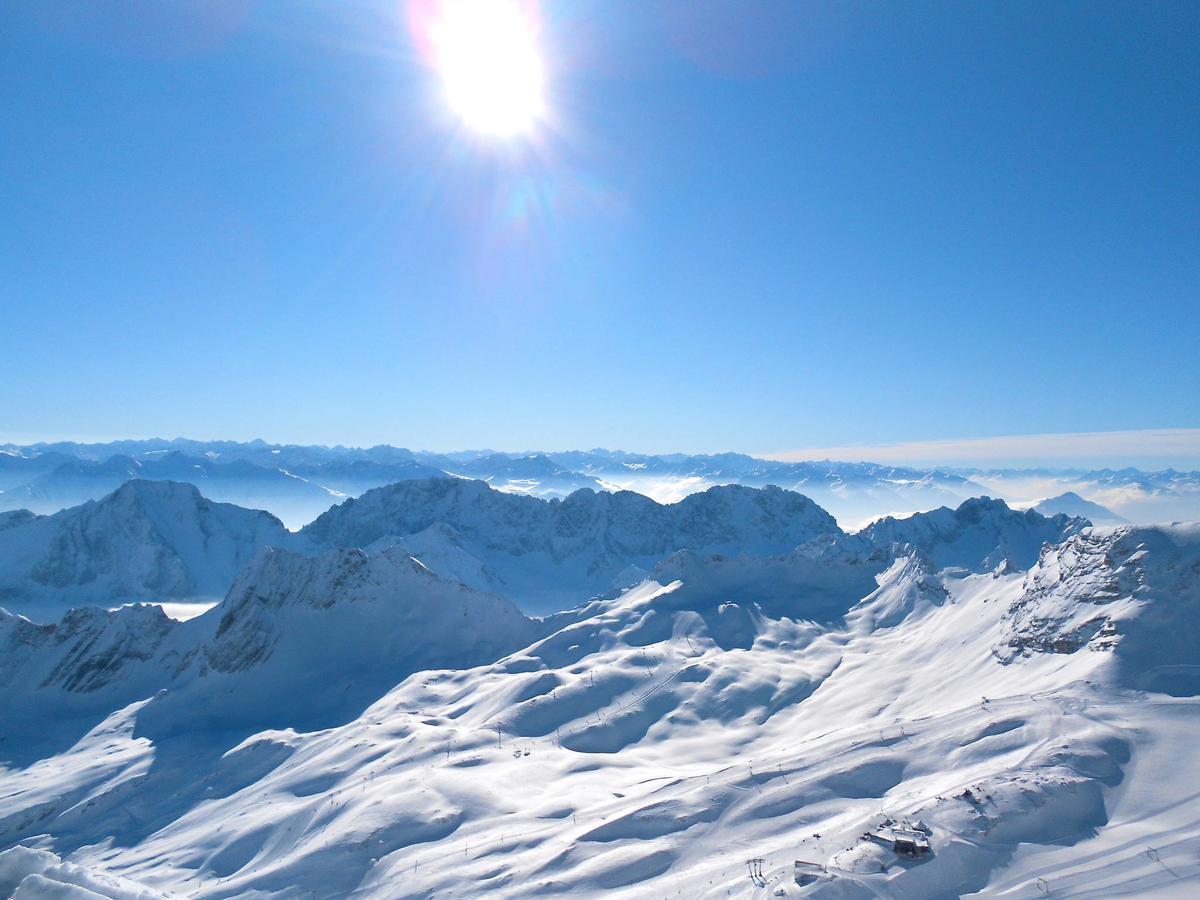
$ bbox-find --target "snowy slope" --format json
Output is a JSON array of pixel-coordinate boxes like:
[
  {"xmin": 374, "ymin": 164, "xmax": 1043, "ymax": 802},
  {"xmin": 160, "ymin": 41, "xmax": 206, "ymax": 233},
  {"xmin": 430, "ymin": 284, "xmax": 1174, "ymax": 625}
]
[
  {"xmin": 0, "ymin": 545, "xmax": 543, "ymax": 751},
  {"xmin": 1, "ymin": 514, "xmax": 1197, "ymax": 897},
  {"xmin": 0, "ymin": 481, "xmax": 294, "ymax": 618}
]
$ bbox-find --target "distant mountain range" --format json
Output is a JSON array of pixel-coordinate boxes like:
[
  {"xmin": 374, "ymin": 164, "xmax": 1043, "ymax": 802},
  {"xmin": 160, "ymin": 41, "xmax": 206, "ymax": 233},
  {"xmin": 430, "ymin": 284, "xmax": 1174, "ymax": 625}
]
[
  {"xmin": 3, "ymin": 440, "xmax": 1197, "ymax": 529},
  {"xmin": 0, "ymin": 477, "xmax": 1084, "ymax": 620},
  {"xmin": 1033, "ymin": 490, "xmax": 1128, "ymax": 525}
]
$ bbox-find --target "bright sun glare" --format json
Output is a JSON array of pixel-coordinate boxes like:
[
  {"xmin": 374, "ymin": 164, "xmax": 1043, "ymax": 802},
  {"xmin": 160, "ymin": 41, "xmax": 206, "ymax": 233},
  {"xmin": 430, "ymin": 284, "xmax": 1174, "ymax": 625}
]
[{"xmin": 429, "ymin": 0, "xmax": 545, "ymax": 137}]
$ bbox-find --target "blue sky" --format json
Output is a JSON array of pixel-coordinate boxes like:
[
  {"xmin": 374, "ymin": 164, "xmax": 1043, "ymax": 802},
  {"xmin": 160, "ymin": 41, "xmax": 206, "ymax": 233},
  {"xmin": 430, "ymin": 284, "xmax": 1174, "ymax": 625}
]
[{"xmin": 2, "ymin": 1, "xmax": 1197, "ymax": 462}]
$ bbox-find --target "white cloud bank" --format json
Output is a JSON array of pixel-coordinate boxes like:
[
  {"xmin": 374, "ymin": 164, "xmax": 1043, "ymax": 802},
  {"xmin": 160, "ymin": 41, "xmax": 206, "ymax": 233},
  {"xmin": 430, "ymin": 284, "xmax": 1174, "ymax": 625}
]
[{"xmin": 767, "ymin": 428, "xmax": 1200, "ymax": 470}]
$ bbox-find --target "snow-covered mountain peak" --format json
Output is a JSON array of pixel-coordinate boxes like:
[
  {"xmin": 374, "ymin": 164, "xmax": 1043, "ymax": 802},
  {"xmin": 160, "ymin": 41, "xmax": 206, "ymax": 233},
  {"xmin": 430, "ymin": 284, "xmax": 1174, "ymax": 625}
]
[
  {"xmin": 1, "ymin": 543, "xmax": 548, "ymax": 748},
  {"xmin": 1, "ymin": 488, "xmax": 1198, "ymax": 896},
  {"xmin": 860, "ymin": 495, "xmax": 1088, "ymax": 572},
  {"xmin": 1033, "ymin": 490, "xmax": 1128, "ymax": 525},
  {"xmin": 107, "ymin": 476, "xmax": 202, "ymax": 505},
  {"xmin": 0, "ymin": 601, "xmax": 179, "ymax": 705},
  {"xmin": 666, "ymin": 482, "xmax": 839, "ymax": 541},
  {"xmin": 300, "ymin": 478, "xmax": 844, "ymax": 614},
  {"xmin": 215, "ymin": 542, "xmax": 492, "ymax": 627},
  {"xmin": 0, "ymin": 480, "xmax": 295, "ymax": 616},
  {"xmin": 202, "ymin": 544, "xmax": 543, "ymax": 681}
]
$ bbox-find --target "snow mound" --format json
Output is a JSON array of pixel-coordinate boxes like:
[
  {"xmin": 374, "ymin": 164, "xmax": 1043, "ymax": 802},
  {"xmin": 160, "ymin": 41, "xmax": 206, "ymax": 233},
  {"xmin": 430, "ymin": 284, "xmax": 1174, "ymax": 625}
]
[{"xmin": 0, "ymin": 846, "xmax": 168, "ymax": 899}]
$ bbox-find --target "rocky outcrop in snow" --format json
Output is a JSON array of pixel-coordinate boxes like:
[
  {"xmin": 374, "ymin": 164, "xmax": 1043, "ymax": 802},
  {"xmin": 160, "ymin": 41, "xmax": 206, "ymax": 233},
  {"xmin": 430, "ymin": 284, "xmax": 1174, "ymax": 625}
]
[
  {"xmin": 0, "ymin": 603, "xmax": 178, "ymax": 695},
  {"xmin": 1000, "ymin": 523, "xmax": 1200, "ymax": 695}
]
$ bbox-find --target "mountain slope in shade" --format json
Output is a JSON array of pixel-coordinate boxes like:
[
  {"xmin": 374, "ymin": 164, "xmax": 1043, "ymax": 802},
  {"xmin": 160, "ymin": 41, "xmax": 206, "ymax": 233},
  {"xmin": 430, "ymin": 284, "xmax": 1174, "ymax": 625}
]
[
  {"xmin": 0, "ymin": 525, "xmax": 1197, "ymax": 897},
  {"xmin": 0, "ymin": 480, "xmax": 294, "ymax": 617},
  {"xmin": 0, "ymin": 509, "xmax": 39, "ymax": 533},
  {"xmin": 1032, "ymin": 490, "xmax": 1128, "ymax": 525},
  {"xmin": 0, "ymin": 545, "xmax": 543, "ymax": 754}
]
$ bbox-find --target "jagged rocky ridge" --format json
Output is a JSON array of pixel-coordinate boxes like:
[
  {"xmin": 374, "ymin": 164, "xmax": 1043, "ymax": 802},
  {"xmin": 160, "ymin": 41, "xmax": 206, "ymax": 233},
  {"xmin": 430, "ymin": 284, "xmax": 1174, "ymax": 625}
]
[
  {"xmin": 0, "ymin": 478, "xmax": 1090, "ymax": 620},
  {"xmin": 0, "ymin": 479, "xmax": 847, "ymax": 618},
  {"xmin": 999, "ymin": 523, "xmax": 1200, "ymax": 695},
  {"xmin": 857, "ymin": 495, "xmax": 1088, "ymax": 571},
  {"xmin": 302, "ymin": 479, "xmax": 844, "ymax": 613}
]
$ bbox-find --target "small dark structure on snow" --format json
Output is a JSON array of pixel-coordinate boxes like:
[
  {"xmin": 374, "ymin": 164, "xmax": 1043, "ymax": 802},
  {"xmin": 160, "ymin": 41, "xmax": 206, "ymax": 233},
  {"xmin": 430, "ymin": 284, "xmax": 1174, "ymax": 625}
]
[
  {"xmin": 865, "ymin": 821, "xmax": 932, "ymax": 858},
  {"xmin": 793, "ymin": 860, "xmax": 824, "ymax": 886},
  {"xmin": 890, "ymin": 828, "xmax": 930, "ymax": 857}
]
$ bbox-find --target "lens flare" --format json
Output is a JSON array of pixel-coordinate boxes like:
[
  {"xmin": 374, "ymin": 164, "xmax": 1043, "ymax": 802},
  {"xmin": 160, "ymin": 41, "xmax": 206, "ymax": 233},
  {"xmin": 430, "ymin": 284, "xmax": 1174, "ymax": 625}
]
[{"xmin": 423, "ymin": 0, "xmax": 545, "ymax": 137}]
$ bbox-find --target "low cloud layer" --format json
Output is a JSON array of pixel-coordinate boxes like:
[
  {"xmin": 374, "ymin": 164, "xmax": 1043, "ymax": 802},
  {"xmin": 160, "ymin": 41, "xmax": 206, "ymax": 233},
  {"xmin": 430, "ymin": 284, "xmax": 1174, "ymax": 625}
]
[{"xmin": 768, "ymin": 428, "xmax": 1200, "ymax": 470}]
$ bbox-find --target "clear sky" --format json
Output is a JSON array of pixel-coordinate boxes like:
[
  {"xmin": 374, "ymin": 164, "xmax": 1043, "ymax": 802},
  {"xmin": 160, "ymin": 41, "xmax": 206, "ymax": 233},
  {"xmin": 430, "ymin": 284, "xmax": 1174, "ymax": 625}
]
[{"xmin": 2, "ymin": 1, "xmax": 1197, "ymax": 460}]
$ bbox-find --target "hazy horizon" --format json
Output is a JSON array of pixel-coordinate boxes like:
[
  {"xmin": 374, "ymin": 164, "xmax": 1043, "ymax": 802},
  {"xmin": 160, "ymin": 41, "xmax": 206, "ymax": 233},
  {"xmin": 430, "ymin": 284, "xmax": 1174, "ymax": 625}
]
[{"xmin": 5, "ymin": 427, "xmax": 1200, "ymax": 472}]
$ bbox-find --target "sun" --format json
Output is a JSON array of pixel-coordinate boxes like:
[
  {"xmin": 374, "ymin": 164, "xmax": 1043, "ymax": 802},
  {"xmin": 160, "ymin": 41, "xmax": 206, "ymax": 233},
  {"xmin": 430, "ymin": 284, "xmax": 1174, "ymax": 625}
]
[{"xmin": 427, "ymin": 0, "xmax": 545, "ymax": 138}]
